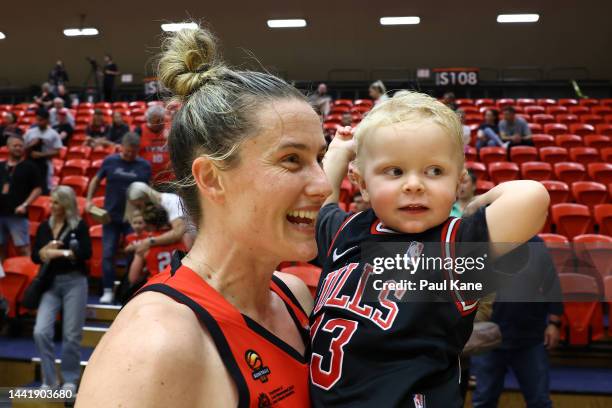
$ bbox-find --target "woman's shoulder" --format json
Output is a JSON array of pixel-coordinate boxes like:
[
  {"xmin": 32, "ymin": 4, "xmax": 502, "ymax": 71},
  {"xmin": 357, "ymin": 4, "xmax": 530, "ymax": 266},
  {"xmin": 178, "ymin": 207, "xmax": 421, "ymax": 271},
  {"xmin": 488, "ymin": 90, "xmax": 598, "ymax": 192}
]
[{"xmin": 273, "ymin": 272, "xmax": 314, "ymax": 315}]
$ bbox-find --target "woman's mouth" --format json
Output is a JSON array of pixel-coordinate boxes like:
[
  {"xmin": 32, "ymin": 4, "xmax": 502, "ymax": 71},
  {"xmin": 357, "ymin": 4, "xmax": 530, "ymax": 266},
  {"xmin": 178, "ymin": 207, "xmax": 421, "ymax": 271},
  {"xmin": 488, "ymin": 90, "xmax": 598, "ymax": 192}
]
[{"xmin": 286, "ymin": 210, "xmax": 318, "ymax": 232}]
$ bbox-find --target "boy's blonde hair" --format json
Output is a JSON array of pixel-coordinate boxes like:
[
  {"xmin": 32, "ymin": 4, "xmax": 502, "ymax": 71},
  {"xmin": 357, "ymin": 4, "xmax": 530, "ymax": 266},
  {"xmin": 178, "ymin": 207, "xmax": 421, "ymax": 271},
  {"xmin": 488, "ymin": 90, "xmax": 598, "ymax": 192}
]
[{"xmin": 353, "ymin": 91, "xmax": 465, "ymax": 170}]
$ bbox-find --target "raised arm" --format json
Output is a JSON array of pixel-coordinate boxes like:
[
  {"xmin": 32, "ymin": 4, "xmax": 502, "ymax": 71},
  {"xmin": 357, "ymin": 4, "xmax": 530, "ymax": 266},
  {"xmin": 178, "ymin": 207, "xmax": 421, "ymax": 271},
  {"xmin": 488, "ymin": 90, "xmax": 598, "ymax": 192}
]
[{"xmin": 322, "ymin": 126, "xmax": 354, "ymax": 206}]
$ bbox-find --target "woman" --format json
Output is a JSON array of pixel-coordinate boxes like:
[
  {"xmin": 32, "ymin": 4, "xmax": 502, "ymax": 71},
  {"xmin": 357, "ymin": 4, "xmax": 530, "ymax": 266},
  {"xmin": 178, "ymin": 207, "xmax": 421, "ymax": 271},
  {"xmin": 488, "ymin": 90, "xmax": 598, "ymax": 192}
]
[
  {"xmin": 32, "ymin": 186, "xmax": 92, "ymax": 392},
  {"xmin": 476, "ymin": 109, "xmax": 506, "ymax": 149},
  {"xmin": 124, "ymin": 181, "xmax": 190, "ymax": 253},
  {"xmin": 77, "ymin": 24, "xmax": 331, "ymax": 407},
  {"xmin": 368, "ymin": 80, "xmax": 389, "ymax": 105},
  {"xmin": 84, "ymin": 110, "xmax": 110, "ymax": 148}
]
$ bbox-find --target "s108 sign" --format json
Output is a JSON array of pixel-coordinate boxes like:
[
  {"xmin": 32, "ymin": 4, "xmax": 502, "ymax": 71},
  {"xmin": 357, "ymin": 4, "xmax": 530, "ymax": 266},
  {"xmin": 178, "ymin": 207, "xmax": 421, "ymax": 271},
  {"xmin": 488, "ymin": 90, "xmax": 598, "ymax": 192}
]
[{"xmin": 434, "ymin": 68, "xmax": 479, "ymax": 86}]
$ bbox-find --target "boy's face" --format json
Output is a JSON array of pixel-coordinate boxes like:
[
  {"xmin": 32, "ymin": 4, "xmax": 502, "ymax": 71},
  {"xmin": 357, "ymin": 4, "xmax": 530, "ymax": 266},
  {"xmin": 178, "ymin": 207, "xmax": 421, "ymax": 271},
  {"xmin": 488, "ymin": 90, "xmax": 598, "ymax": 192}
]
[{"xmin": 355, "ymin": 120, "xmax": 462, "ymax": 233}]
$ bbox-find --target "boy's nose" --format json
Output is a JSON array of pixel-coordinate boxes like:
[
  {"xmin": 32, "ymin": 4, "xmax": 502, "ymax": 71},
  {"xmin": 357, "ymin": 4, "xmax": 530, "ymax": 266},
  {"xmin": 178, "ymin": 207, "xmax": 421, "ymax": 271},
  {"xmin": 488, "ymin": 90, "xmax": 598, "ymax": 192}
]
[{"xmin": 402, "ymin": 175, "xmax": 425, "ymax": 193}]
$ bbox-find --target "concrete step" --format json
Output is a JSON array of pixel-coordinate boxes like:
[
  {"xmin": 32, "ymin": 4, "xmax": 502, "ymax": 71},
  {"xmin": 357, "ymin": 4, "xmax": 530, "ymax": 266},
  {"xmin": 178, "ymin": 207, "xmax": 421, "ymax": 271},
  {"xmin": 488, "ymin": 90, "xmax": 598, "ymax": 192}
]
[
  {"xmin": 81, "ymin": 325, "xmax": 108, "ymax": 348},
  {"xmin": 84, "ymin": 304, "xmax": 120, "ymax": 323}
]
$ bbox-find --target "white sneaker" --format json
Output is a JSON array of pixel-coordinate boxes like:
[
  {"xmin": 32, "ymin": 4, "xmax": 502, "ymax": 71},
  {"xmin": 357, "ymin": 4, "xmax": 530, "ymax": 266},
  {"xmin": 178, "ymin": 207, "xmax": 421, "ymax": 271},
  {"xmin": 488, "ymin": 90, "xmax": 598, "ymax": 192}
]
[
  {"xmin": 99, "ymin": 289, "xmax": 114, "ymax": 304},
  {"xmin": 502, "ymin": 141, "xmax": 510, "ymax": 149}
]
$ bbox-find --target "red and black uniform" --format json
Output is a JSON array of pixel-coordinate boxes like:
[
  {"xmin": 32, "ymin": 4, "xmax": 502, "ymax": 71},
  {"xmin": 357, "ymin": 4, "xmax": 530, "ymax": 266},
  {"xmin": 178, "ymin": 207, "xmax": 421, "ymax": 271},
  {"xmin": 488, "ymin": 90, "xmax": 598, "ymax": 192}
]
[
  {"xmin": 144, "ymin": 232, "xmax": 186, "ymax": 277},
  {"xmin": 311, "ymin": 204, "xmax": 525, "ymax": 407},
  {"xmin": 136, "ymin": 255, "xmax": 311, "ymax": 407},
  {"xmin": 138, "ymin": 125, "xmax": 172, "ymax": 183}
]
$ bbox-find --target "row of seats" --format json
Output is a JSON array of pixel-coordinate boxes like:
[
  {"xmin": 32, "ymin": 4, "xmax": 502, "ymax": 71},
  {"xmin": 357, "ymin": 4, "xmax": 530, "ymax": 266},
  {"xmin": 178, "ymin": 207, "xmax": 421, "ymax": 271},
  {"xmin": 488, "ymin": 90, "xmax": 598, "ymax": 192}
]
[
  {"xmin": 467, "ymin": 145, "xmax": 609, "ymax": 165},
  {"xmin": 454, "ymin": 98, "xmax": 612, "ymax": 108}
]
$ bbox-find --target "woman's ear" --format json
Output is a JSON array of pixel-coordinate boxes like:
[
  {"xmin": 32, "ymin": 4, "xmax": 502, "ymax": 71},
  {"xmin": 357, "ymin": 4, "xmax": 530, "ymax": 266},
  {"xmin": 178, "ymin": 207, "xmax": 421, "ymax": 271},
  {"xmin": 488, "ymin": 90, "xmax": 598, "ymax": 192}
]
[{"xmin": 192, "ymin": 157, "xmax": 225, "ymax": 204}]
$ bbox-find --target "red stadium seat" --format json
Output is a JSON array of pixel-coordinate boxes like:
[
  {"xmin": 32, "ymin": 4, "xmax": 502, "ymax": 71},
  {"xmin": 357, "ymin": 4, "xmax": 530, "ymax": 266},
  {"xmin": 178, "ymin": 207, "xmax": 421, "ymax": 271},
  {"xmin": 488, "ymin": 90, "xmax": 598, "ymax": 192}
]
[
  {"xmin": 60, "ymin": 175, "xmax": 89, "ymax": 196},
  {"xmin": 496, "ymin": 98, "xmax": 514, "ymax": 108},
  {"xmin": 465, "ymin": 161, "xmax": 487, "ymax": 181},
  {"xmin": 580, "ymin": 114, "xmax": 604, "ymax": 126},
  {"xmin": 521, "ymin": 162, "xmax": 552, "ymax": 181},
  {"xmin": 325, "ymin": 114, "xmax": 343, "ymax": 124},
  {"xmin": 464, "ymin": 146, "xmax": 477, "ymax": 162},
  {"xmin": 528, "ymin": 123, "xmax": 542, "ymax": 133},
  {"xmin": 583, "ymin": 134, "xmax": 610, "ymax": 149},
  {"xmin": 532, "ymin": 134, "xmax": 555, "ymax": 149},
  {"xmin": 0, "ymin": 146, "xmax": 9, "ymax": 161},
  {"xmin": 478, "ymin": 106, "xmax": 497, "ymax": 115},
  {"xmin": 558, "ymin": 273, "xmax": 604, "ymax": 345},
  {"xmin": 353, "ymin": 99, "xmax": 373, "ymax": 108},
  {"xmin": 538, "ymin": 233, "xmax": 573, "ymax": 274},
  {"xmin": 87, "ymin": 159, "xmax": 104, "ymax": 179},
  {"xmin": 524, "ymin": 106, "xmax": 545, "ymax": 115},
  {"xmin": 488, "ymin": 162, "xmax": 519, "ymax": 184},
  {"xmin": 595, "ymin": 122, "xmax": 612, "ymax": 136},
  {"xmin": 546, "ymin": 106, "xmax": 568, "ymax": 115},
  {"xmin": 52, "ymin": 158, "xmax": 63, "ymax": 176},
  {"xmin": 573, "ymin": 234, "xmax": 612, "ymax": 279},
  {"xmin": 129, "ymin": 101, "xmax": 146, "ymax": 110},
  {"xmin": 94, "ymin": 178, "xmax": 106, "ymax": 198},
  {"xmin": 554, "ymin": 162, "xmax": 586, "ymax": 184},
  {"xmin": 605, "ymin": 277, "xmax": 612, "ymax": 337},
  {"xmin": 569, "ymin": 147, "xmax": 600, "ymax": 165},
  {"xmin": 517, "ymin": 98, "xmax": 535, "ymax": 106},
  {"xmin": 90, "ymin": 145, "xmax": 116, "ymax": 161},
  {"xmin": 532, "ymin": 114, "xmax": 555, "ymax": 125},
  {"xmin": 542, "ymin": 123, "xmax": 568, "ymax": 136},
  {"xmin": 578, "ymin": 98, "xmax": 599, "ymax": 107},
  {"xmin": 571, "ymin": 181, "xmax": 608, "ymax": 208},
  {"xmin": 464, "ymin": 114, "xmax": 483, "ymax": 125},
  {"xmin": 0, "ymin": 257, "xmax": 39, "ymax": 317},
  {"xmin": 455, "ymin": 98, "xmax": 474, "ymax": 107},
  {"xmin": 479, "ymin": 147, "xmax": 507, "ymax": 165},
  {"xmin": 475, "ymin": 98, "xmax": 494, "ymax": 107},
  {"xmin": 537, "ymin": 99, "xmax": 556, "ymax": 107},
  {"xmin": 587, "ymin": 163, "xmax": 612, "ymax": 184},
  {"xmin": 330, "ymin": 106, "xmax": 350, "ymax": 114},
  {"xmin": 333, "ymin": 99, "xmax": 353, "ymax": 108},
  {"xmin": 539, "ymin": 147, "xmax": 568, "ymax": 165},
  {"xmin": 568, "ymin": 106, "xmax": 590, "ymax": 116},
  {"xmin": 592, "ymin": 106, "xmax": 612, "ymax": 117},
  {"xmin": 600, "ymin": 147, "xmax": 612, "ymax": 162},
  {"xmin": 66, "ymin": 145, "xmax": 92, "ymax": 160},
  {"xmin": 280, "ymin": 265, "xmax": 322, "ymax": 297},
  {"xmin": 61, "ymin": 159, "xmax": 90, "ymax": 177},
  {"xmin": 569, "ymin": 123, "xmax": 595, "ymax": 137},
  {"xmin": 475, "ymin": 180, "xmax": 494, "ymax": 195},
  {"xmin": 509, "ymin": 146, "xmax": 538, "ymax": 165},
  {"xmin": 552, "ymin": 203, "xmax": 592, "ymax": 240},
  {"xmin": 28, "ymin": 195, "xmax": 51, "ymax": 222},
  {"xmin": 559, "ymin": 98, "xmax": 579, "ymax": 107},
  {"xmin": 339, "ymin": 178, "xmax": 355, "ymax": 207},
  {"xmin": 541, "ymin": 180, "xmax": 570, "ymax": 205},
  {"xmin": 594, "ymin": 204, "xmax": 612, "ymax": 236},
  {"xmin": 555, "ymin": 134, "xmax": 583, "ymax": 149},
  {"xmin": 89, "ymin": 225, "xmax": 103, "ymax": 278},
  {"xmin": 112, "ymin": 102, "xmax": 129, "ymax": 110},
  {"xmin": 555, "ymin": 114, "xmax": 579, "ymax": 125}
]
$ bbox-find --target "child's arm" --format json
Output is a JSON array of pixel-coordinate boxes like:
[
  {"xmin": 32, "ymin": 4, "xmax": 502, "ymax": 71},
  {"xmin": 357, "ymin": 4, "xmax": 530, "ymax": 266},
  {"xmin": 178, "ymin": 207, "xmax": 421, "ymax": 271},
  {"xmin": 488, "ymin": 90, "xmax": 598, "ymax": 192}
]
[
  {"xmin": 127, "ymin": 253, "xmax": 146, "ymax": 284},
  {"xmin": 322, "ymin": 126, "xmax": 355, "ymax": 206},
  {"xmin": 465, "ymin": 180, "xmax": 550, "ymax": 258}
]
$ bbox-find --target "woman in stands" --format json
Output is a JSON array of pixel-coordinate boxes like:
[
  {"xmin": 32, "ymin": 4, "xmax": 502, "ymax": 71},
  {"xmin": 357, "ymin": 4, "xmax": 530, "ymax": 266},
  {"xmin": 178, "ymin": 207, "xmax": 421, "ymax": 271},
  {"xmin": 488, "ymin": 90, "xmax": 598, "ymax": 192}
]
[
  {"xmin": 76, "ymin": 24, "xmax": 330, "ymax": 407},
  {"xmin": 32, "ymin": 185, "xmax": 92, "ymax": 393},
  {"xmin": 369, "ymin": 80, "xmax": 389, "ymax": 105},
  {"xmin": 476, "ymin": 108, "xmax": 506, "ymax": 149}
]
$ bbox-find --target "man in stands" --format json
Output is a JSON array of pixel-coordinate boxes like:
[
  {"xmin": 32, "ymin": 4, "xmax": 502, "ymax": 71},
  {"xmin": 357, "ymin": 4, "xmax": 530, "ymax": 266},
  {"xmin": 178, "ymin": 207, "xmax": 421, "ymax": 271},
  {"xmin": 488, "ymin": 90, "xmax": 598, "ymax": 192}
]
[
  {"xmin": 86, "ymin": 132, "xmax": 151, "ymax": 304},
  {"xmin": 0, "ymin": 112, "xmax": 23, "ymax": 146},
  {"xmin": 136, "ymin": 105, "xmax": 171, "ymax": 183},
  {"xmin": 309, "ymin": 82, "xmax": 332, "ymax": 117},
  {"xmin": 471, "ymin": 237, "xmax": 563, "ymax": 408},
  {"xmin": 24, "ymin": 108, "xmax": 62, "ymax": 194},
  {"xmin": 49, "ymin": 97, "xmax": 74, "ymax": 127},
  {"xmin": 500, "ymin": 106, "xmax": 532, "ymax": 147},
  {"xmin": 0, "ymin": 135, "xmax": 42, "ymax": 261},
  {"xmin": 102, "ymin": 55, "xmax": 119, "ymax": 102},
  {"xmin": 442, "ymin": 91, "xmax": 458, "ymax": 111}
]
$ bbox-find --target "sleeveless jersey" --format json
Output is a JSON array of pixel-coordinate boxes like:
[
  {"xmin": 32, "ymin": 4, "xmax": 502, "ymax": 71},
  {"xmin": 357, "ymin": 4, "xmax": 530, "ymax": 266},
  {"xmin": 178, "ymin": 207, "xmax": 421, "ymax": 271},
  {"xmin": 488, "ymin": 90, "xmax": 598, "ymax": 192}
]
[
  {"xmin": 310, "ymin": 204, "xmax": 507, "ymax": 408},
  {"xmin": 138, "ymin": 125, "xmax": 172, "ymax": 183},
  {"xmin": 137, "ymin": 256, "xmax": 311, "ymax": 408}
]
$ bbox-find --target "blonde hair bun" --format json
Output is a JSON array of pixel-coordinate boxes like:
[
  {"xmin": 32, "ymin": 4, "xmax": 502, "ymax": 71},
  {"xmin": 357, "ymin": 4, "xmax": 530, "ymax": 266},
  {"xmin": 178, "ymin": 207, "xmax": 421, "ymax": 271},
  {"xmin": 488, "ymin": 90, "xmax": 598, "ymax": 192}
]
[{"xmin": 158, "ymin": 24, "xmax": 222, "ymax": 99}]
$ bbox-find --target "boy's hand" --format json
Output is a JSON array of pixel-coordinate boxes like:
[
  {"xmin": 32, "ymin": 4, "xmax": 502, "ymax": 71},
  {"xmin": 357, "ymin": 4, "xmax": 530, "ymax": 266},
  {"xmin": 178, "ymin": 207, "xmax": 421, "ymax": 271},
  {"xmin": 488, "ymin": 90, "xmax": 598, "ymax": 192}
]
[{"xmin": 327, "ymin": 126, "xmax": 355, "ymax": 158}]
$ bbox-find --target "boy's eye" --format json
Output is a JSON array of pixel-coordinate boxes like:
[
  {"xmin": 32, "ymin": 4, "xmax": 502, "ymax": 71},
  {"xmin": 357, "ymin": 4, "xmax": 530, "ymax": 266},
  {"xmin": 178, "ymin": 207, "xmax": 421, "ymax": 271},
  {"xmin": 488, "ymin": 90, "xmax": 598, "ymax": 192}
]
[
  {"xmin": 384, "ymin": 167, "xmax": 403, "ymax": 177},
  {"xmin": 425, "ymin": 167, "xmax": 443, "ymax": 176}
]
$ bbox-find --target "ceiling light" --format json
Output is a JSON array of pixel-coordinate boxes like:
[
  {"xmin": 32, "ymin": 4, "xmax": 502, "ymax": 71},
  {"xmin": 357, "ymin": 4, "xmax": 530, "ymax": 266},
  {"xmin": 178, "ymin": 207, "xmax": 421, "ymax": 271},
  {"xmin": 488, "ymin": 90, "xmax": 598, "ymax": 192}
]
[
  {"xmin": 63, "ymin": 28, "xmax": 99, "ymax": 37},
  {"xmin": 161, "ymin": 22, "xmax": 199, "ymax": 32},
  {"xmin": 380, "ymin": 16, "xmax": 420, "ymax": 26},
  {"xmin": 497, "ymin": 14, "xmax": 539, "ymax": 23},
  {"xmin": 267, "ymin": 19, "xmax": 307, "ymax": 28},
  {"xmin": 0, "ymin": 32, "xmax": 5, "ymax": 40}
]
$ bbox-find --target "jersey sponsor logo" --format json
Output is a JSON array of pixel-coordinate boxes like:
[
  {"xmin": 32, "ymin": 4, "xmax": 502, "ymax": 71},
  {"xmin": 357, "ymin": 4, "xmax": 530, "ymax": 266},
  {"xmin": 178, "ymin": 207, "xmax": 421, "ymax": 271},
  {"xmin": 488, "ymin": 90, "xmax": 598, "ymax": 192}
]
[
  {"xmin": 245, "ymin": 349, "xmax": 271, "ymax": 383},
  {"xmin": 257, "ymin": 393, "xmax": 272, "ymax": 408},
  {"xmin": 332, "ymin": 245, "xmax": 358, "ymax": 263}
]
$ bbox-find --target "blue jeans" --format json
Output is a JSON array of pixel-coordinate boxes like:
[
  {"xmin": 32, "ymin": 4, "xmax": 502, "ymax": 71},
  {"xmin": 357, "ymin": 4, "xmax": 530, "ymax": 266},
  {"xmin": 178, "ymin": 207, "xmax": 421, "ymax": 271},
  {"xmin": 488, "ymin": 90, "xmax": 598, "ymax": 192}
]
[
  {"xmin": 102, "ymin": 221, "xmax": 131, "ymax": 289},
  {"xmin": 33, "ymin": 272, "xmax": 88, "ymax": 385},
  {"xmin": 472, "ymin": 344, "xmax": 552, "ymax": 408},
  {"xmin": 477, "ymin": 127, "xmax": 505, "ymax": 149}
]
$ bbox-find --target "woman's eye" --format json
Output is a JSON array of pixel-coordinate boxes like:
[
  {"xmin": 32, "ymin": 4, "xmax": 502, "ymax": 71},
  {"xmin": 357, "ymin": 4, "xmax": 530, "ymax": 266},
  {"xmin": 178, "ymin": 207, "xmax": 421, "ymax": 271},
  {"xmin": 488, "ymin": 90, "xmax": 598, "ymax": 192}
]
[
  {"xmin": 384, "ymin": 167, "xmax": 403, "ymax": 177},
  {"xmin": 426, "ymin": 167, "xmax": 443, "ymax": 176},
  {"xmin": 283, "ymin": 154, "xmax": 300, "ymax": 165}
]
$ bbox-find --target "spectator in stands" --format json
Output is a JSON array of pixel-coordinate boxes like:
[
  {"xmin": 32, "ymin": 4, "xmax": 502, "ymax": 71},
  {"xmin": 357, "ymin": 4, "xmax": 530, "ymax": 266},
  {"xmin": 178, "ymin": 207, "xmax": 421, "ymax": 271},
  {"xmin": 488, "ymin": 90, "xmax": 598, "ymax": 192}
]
[
  {"xmin": 123, "ymin": 181, "xmax": 187, "ymax": 255},
  {"xmin": 49, "ymin": 97, "xmax": 75, "ymax": 127},
  {"xmin": 32, "ymin": 185, "xmax": 91, "ymax": 393},
  {"xmin": 476, "ymin": 109, "xmax": 507, "ymax": 150},
  {"xmin": 472, "ymin": 236, "xmax": 563, "ymax": 408},
  {"xmin": 56, "ymin": 84, "xmax": 72, "ymax": 108},
  {"xmin": 77, "ymin": 24, "xmax": 324, "ymax": 406},
  {"xmin": 53, "ymin": 109, "xmax": 74, "ymax": 145},
  {"xmin": 352, "ymin": 191, "xmax": 370, "ymax": 212},
  {"xmin": 136, "ymin": 105, "xmax": 170, "ymax": 182},
  {"xmin": 102, "ymin": 55, "xmax": 119, "ymax": 102},
  {"xmin": 450, "ymin": 169, "xmax": 476, "ymax": 217},
  {"xmin": 84, "ymin": 109, "xmax": 110, "ymax": 148},
  {"xmin": 48, "ymin": 60, "xmax": 69, "ymax": 90},
  {"xmin": 0, "ymin": 135, "xmax": 42, "ymax": 260},
  {"xmin": 369, "ymin": 80, "xmax": 389, "ymax": 105},
  {"xmin": 309, "ymin": 83, "xmax": 332, "ymax": 117},
  {"xmin": 442, "ymin": 91, "xmax": 458, "ymax": 111},
  {"xmin": 456, "ymin": 109, "xmax": 472, "ymax": 149},
  {"xmin": 106, "ymin": 111, "xmax": 130, "ymax": 145},
  {"xmin": 85, "ymin": 132, "xmax": 151, "ymax": 304},
  {"xmin": 123, "ymin": 209, "xmax": 147, "ymax": 253},
  {"xmin": 499, "ymin": 106, "xmax": 533, "ymax": 147},
  {"xmin": 0, "ymin": 112, "xmax": 23, "ymax": 146},
  {"xmin": 24, "ymin": 108, "xmax": 62, "ymax": 194},
  {"xmin": 34, "ymin": 83, "xmax": 54, "ymax": 109},
  {"xmin": 341, "ymin": 112, "xmax": 353, "ymax": 127}
]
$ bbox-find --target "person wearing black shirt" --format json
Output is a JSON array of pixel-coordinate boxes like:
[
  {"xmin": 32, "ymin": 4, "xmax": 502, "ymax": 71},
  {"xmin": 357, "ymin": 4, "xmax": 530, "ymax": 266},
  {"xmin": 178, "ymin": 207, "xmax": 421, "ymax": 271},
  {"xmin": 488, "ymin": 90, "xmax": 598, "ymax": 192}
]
[
  {"xmin": 0, "ymin": 112, "xmax": 23, "ymax": 146},
  {"xmin": 103, "ymin": 55, "xmax": 119, "ymax": 102},
  {"xmin": 34, "ymin": 83, "xmax": 55, "ymax": 109},
  {"xmin": 106, "ymin": 111, "xmax": 130, "ymax": 144},
  {"xmin": 0, "ymin": 135, "xmax": 42, "ymax": 260},
  {"xmin": 48, "ymin": 60, "xmax": 69, "ymax": 89},
  {"xmin": 31, "ymin": 185, "xmax": 91, "ymax": 392},
  {"xmin": 53, "ymin": 109, "xmax": 74, "ymax": 145}
]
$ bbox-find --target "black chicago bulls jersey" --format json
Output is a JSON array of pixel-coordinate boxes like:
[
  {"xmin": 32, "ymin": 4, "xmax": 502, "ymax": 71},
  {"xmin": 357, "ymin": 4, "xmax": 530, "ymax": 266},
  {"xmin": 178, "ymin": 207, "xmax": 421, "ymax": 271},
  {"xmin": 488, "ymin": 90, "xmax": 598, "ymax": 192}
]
[{"xmin": 311, "ymin": 203, "xmax": 505, "ymax": 408}]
